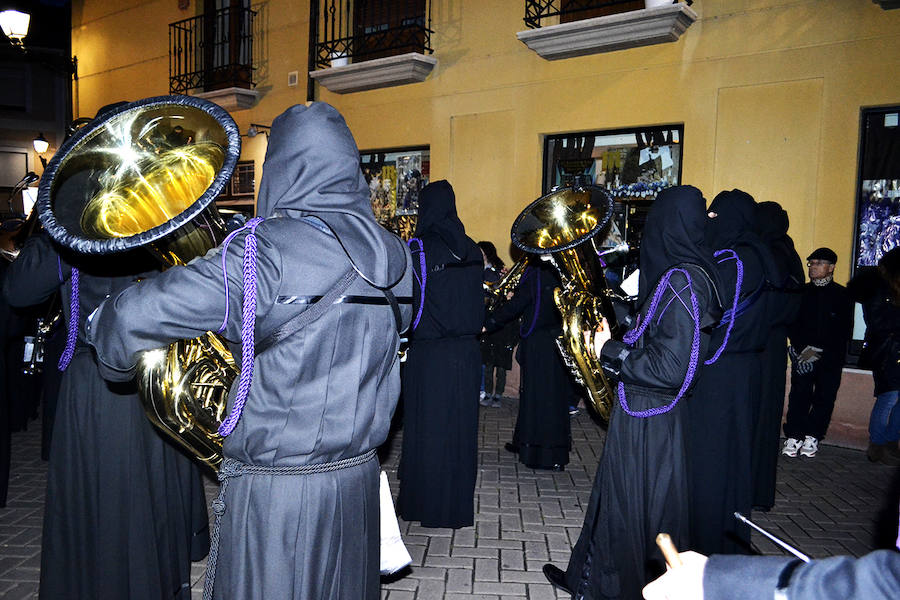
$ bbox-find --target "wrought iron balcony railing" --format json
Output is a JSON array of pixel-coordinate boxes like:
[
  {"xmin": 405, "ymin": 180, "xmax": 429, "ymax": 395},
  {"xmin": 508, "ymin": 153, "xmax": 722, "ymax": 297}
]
[
  {"xmin": 524, "ymin": 0, "xmax": 691, "ymax": 29},
  {"xmin": 310, "ymin": 0, "xmax": 433, "ymax": 70},
  {"xmin": 169, "ymin": 5, "xmax": 257, "ymax": 94}
]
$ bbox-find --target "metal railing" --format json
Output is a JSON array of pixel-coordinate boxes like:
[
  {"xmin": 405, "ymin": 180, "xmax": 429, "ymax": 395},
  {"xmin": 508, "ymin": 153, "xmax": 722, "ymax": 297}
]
[
  {"xmin": 169, "ymin": 5, "xmax": 257, "ymax": 94},
  {"xmin": 524, "ymin": 0, "xmax": 690, "ymax": 29},
  {"xmin": 309, "ymin": 0, "xmax": 433, "ymax": 70}
]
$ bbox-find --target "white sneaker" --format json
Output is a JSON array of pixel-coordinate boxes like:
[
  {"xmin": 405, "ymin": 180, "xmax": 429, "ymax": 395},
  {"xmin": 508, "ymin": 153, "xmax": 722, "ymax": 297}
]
[
  {"xmin": 800, "ymin": 436, "xmax": 818, "ymax": 457},
  {"xmin": 782, "ymin": 437, "xmax": 802, "ymax": 457}
]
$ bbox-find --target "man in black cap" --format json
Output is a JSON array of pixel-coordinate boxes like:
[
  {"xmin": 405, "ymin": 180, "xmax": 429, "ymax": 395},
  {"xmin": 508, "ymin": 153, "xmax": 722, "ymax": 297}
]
[{"xmin": 782, "ymin": 247, "xmax": 852, "ymax": 458}]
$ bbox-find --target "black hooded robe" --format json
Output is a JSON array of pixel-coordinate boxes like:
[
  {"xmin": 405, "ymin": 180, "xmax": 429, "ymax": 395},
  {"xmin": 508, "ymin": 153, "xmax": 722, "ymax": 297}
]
[
  {"xmin": 485, "ymin": 261, "xmax": 574, "ymax": 469},
  {"xmin": 3, "ymin": 235, "xmax": 210, "ymax": 600},
  {"xmin": 562, "ymin": 186, "xmax": 722, "ymax": 600},
  {"xmin": 751, "ymin": 201, "xmax": 804, "ymax": 510},
  {"xmin": 397, "ymin": 180, "xmax": 484, "ymax": 529},
  {"xmin": 689, "ymin": 189, "xmax": 776, "ymax": 555},
  {"xmin": 87, "ymin": 103, "xmax": 413, "ymax": 599}
]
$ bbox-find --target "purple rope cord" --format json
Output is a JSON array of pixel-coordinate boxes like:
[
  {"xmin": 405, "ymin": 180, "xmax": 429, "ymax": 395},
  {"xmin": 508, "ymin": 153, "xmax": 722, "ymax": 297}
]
[
  {"xmin": 58, "ymin": 267, "xmax": 79, "ymax": 372},
  {"xmin": 519, "ymin": 267, "xmax": 541, "ymax": 338},
  {"xmin": 617, "ymin": 267, "xmax": 701, "ymax": 418},
  {"xmin": 407, "ymin": 238, "xmax": 426, "ymax": 331},
  {"xmin": 704, "ymin": 248, "xmax": 743, "ymax": 365},
  {"xmin": 217, "ymin": 217, "xmax": 264, "ymax": 437}
]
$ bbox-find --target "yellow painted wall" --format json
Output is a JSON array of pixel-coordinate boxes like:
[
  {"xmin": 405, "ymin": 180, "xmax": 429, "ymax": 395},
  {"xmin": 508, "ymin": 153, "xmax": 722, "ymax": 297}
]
[{"xmin": 71, "ymin": 0, "xmax": 900, "ymax": 277}]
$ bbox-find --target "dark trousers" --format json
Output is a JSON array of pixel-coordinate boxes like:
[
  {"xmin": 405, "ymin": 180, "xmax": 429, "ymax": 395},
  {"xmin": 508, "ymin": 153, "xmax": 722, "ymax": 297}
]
[
  {"xmin": 483, "ymin": 364, "xmax": 507, "ymax": 397},
  {"xmin": 783, "ymin": 361, "xmax": 843, "ymax": 441}
]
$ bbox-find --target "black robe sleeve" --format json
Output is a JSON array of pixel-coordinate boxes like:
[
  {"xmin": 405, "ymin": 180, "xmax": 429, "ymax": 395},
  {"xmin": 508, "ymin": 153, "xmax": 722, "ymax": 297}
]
[
  {"xmin": 601, "ymin": 267, "xmax": 714, "ymax": 391},
  {"xmin": 2, "ymin": 234, "xmax": 69, "ymax": 308}
]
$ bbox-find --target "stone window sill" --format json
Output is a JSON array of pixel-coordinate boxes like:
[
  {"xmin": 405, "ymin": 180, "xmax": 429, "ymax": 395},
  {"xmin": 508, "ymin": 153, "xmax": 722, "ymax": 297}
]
[
  {"xmin": 193, "ymin": 87, "xmax": 260, "ymax": 112},
  {"xmin": 309, "ymin": 52, "xmax": 437, "ymax": 94},
  {"xmin": 516, "ymin": 3, "xmax": 698, "ymax": 60}
]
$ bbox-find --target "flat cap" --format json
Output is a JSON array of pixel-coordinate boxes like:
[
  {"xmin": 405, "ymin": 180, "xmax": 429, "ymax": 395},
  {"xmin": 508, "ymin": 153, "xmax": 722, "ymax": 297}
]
[{"xmin": 807, "ymin": 247, "xmax": 838, "ymax": 264}]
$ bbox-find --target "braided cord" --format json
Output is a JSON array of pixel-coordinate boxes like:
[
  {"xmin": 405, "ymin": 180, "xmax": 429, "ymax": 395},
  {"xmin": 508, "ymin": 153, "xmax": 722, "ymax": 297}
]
[
  {"xmin": 407, "ymin": 238, "xmax": 426, "ymax": 331},
  {"xmin": 57, "ymin": 267, "xmax": 80, "ymax": 371},
  {"xmin": 217, "ymin": 218, "xmax": 264, "ymax": 437},
  {"xmin": 618, "ymin": 267, "xmax": 701, "ymax": 418},
  {"xmin": 202, "ymin": 450, "xmax": 377, "ymax": 600},
  {"xmin": 704, "ymin": 248, "xmax": 743, "ymax": 365}
]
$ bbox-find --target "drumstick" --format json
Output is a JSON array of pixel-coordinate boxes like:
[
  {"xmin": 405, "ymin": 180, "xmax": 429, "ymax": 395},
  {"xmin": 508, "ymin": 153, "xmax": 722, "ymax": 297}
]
[
  {"xmin": 655, "ymin": 533, "xmax": 683, "ymax": 568},
  {"xmin": 734, "ymin": 512, "xmax": 811, "ymax": 563}
]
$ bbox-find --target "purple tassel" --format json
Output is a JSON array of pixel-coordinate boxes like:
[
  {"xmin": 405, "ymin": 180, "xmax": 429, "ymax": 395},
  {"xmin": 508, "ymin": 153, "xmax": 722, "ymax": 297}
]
[
  {"xmin": 704, "ymin": 248, "xmax": 743, "ymax": 365},
  {"xmin": 407, "ymin": 238, "xmax": 426, "ymax": 331},
  {"xmin": 217, "ymin": 217, "xmax": 264, "ymax": 437},
  {"xmin": 58, "ymin": 267, "xmax": 79, "ymax": 371}
]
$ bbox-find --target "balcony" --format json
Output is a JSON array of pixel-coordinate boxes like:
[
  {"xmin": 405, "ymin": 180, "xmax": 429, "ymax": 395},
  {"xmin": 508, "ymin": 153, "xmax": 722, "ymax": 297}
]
[
  {"xmin": 308, "ymin": 0, "xmax": 436, "ymax": 95},
  {"xmin": 169, "ymin": 5, "xmax": 260, "ymax": 111},
  {"xmin": 518, "ymin": 0, "xmax": 697, "ymax": 61}
]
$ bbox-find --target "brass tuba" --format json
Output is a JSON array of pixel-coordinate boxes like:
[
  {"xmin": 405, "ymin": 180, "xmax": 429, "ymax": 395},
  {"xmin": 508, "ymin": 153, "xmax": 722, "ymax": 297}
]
[
  {"xmin": 511, "ymin": 185, "xmax": 623, "ymax": 420},
  {"xmin": 36, "ymin": 95, "xmax": 243, "ymax": 469}
]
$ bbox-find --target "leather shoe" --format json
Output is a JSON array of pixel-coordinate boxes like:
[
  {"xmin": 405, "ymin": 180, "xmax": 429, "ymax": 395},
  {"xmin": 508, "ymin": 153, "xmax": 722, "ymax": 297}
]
[
  {"xmin": 542, "ymin": 564, "xmax": 572, "ymax": 593},
  {"xmin": 504, "ymin": 442, "xmax": 519, "ymax": 454}
]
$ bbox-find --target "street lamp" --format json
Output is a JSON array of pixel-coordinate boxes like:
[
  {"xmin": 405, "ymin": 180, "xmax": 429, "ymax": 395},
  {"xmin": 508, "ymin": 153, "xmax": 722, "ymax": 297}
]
[
  {"xmin": 0, "ymin": 9, "xmax": 29, "ymax": 47},
  {"xmin": 33, "ymin": 133, "xmax": 49, "ymax": 154},
  {"xmin": 246, "ymin": 124, "xmax": 270, "ymax": 138}
]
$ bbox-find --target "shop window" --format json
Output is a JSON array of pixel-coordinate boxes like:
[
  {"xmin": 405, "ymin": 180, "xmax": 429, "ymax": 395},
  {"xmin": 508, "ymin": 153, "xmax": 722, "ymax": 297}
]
[
  {"xmin": 360, "ymin": 146, "xmax": 429, "ymax": 240},
  {"xmin": 542, "ymin": 125, "xmax": 683, "ymax": 280}
]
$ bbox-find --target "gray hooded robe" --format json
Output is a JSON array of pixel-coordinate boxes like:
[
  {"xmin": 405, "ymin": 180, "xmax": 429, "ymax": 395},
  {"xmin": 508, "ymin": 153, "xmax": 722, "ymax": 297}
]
[{"xmin": 87, "ymin": 103, "xmax": 413, "ymax": 599}]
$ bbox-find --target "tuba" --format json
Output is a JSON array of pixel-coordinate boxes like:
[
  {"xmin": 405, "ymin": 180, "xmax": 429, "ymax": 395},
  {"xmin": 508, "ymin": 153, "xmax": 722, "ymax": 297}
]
[
  {"xmin": 36, "ymin": 95, "xmax": 242, "ymax": 469},
  {"xmin": 511, "ymin": 185, "xmax": 623, "ymax": 420}
]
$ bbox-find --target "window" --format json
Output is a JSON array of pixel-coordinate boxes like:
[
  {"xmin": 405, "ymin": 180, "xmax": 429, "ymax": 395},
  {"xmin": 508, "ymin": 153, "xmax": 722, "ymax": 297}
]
[{"xmin": 360, "ymin": 146, "xmax": 430, "ymax": 240}]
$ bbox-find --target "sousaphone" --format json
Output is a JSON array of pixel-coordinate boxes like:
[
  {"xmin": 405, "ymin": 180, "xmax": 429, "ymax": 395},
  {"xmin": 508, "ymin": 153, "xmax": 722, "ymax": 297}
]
[
  {"xmin": 36, "ymin": 95, "xmax": 242, "ymax": 469},
  {"xmin": 511, "ymin": 185, "xmax": 624, "ymax": 420}
]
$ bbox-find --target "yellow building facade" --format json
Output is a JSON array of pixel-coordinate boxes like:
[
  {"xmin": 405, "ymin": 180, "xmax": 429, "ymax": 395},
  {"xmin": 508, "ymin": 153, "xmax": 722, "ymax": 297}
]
[{"xmin": 69, "ymin": 0, "xmax": 900, "ymax": 278}]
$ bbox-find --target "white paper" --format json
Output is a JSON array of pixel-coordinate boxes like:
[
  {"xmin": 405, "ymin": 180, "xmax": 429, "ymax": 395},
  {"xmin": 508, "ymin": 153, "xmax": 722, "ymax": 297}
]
[{"xmin": 621, "ymin": 269, "xmax": 640, "ymax": 297}]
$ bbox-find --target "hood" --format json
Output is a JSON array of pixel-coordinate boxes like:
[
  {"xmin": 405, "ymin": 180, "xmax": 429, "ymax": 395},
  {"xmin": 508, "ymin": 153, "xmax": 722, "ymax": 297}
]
[
  {"xmin": 413, "ymin": 180, "xmax": 471, "ymax": 258},
  {"xmin": 705, "ymin": 189, "xmax": 757, "ymax": 250},
  {"xmin": 638, "ymin": 185, "xmax": 722, "ymax": 306},
  {"xmin": 255, "ymin": 103, "xmax": 406, "ymax": 288}
]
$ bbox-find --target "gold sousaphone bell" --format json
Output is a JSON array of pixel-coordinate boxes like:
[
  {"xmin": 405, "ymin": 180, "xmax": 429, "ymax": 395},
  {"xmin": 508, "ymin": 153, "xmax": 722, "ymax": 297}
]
[
  {"xmin": 36, "ymin": 95, "xmax": 243, "ymax": 469},
  {"xmin": 511, "ymin": 185, "xmax": 623, "ymax": 420}
]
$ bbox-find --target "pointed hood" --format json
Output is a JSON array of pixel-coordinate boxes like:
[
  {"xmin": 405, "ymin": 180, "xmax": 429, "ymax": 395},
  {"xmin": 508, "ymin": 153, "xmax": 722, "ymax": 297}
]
[
  {"xmin": 705, "ymin": 189, "xmax": 758, "ymax": 250},
  {"xmin": 255, "ymin": 103, "xmax": 407, "ymax": 288},
  {"xmin": 638, "ymin": 185, "xmax": 722, "ymax": 305},
  {"xmin": 413, "ymin": 180, "xmax": 471, "ymax": 258}
]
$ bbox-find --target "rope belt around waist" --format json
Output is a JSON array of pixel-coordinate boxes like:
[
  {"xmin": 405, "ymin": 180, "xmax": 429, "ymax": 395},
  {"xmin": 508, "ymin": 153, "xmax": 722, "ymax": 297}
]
[{"xmin": 202, "ymin": 449, "xmax": 377, "ymax": 600}]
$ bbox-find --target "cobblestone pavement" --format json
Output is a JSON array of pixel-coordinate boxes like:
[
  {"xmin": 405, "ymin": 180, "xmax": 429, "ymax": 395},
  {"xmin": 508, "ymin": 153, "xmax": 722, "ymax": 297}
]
[{"xmin": 1, "ymin": 398, "xmax": 898, "ymax": 599}]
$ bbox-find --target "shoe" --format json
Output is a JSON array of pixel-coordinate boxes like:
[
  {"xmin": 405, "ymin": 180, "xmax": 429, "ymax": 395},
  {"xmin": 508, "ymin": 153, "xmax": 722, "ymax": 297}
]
[
  {"xmin": 568, "ymin": 406, "xmax": 580, "ymax": 416},
  {"xmin": 542, "ymin": 564, "xmax": 572, "ymax": 594},
  {"xmin": 491, "ymin": 396, "xmax": 502, "ymax": 408},
  {"xmin": 479, "ymin": 391, "xmax": 491, "ymax": 407},
  {"xmin": 869, "ymin": 442, "xmax": 900, "ymax": 466},
  {"xmin": 782, "ymin": 437, "xmax": 801, "ymax": 457},
  {"xmin": 800, "ymin": 436, "xmax": 818, "ymax": 457},
  {"xmin": 867, "ymin": 442, "xmax": 883, "ymax": 463},
  {"xmin": 504, "ymin": 442, "xmax": 519, "ymax": 454}
]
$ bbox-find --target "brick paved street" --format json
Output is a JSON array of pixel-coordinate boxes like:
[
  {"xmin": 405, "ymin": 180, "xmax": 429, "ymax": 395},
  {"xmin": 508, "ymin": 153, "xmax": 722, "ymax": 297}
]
[{"xmin": 1, "ymin": 397, "xmax": 898, "ymax": 599}]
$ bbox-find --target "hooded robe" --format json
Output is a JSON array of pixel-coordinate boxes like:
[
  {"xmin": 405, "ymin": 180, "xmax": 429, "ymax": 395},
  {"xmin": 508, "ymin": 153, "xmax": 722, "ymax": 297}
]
[
  {"xmin": 689, "ymin": 189, "xmax": 777, "ymax": 555},
  {"xmin": 751, "ymin": 201, "xmax": 804, "ymax": 510},
  {"xmin": 87, "ymin": 103, "xmax": 413, "ymax": 599},
  {"xmin": 397, "ymin": 180, "xmax": 484, "ymax": 529},
  {"xmin": 562, "ymin": 186, "xmax": 723, "ymax": 600},
  {"xmin": 3, "ymin": 236, "xmax": 210, "ymax": 600},
  {"xmin": 485, "ymin": 260, "xmax": 575, "ymax": 469}
]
